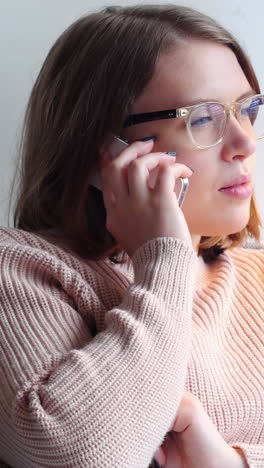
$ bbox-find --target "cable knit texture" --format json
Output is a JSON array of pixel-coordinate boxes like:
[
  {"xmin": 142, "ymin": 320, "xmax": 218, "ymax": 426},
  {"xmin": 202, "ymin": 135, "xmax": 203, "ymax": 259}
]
[{"xmin": 0, "ymin": 228, "xmax": 263, "ymax": 468}]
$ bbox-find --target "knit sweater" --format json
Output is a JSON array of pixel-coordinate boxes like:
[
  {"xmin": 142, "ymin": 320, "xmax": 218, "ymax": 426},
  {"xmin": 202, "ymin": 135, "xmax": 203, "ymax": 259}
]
[{"xmin": 0, "ymin": 228, "xmax": 263, "ymax": 468}]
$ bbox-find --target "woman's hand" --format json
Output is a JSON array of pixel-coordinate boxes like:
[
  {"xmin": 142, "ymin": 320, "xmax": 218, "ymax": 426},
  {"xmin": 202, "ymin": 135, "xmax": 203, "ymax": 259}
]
[
  {"xmin": 100, "ymin": 139, "xmax": 193, "ymax": 257},
  {"xmin": 154, "ymin": 392, "xmax": 248, "ymax": 468}
]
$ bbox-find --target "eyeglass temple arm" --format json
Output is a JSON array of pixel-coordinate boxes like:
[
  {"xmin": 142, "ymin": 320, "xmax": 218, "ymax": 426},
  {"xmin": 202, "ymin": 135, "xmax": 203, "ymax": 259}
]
[{"xmin": 124, "ymin": 109, "xmax": 178, "ymax": 127}]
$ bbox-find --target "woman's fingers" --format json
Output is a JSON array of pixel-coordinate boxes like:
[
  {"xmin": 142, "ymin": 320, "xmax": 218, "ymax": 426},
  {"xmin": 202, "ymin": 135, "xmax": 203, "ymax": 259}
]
[
  {"xmin": 154, "ymin": 162, "xmax": 193, "ymax": 196},
  {"xmin": 126, "ymin": 152, "xmax": 177, "ymax": 197},
  {"xmin": 102, "ymin": 143, "xmax": 193, "ymax": 204},
  {"xmin": 99, "ymin": 139, "xmax": 193, "ymax": 256},
  {"xmin": 101, "ymin": 144, "xmax": 179, "ymax": 210},
  {"xmin": 100, "ymin": 139, "xmax": 155, "ymax": 199}
]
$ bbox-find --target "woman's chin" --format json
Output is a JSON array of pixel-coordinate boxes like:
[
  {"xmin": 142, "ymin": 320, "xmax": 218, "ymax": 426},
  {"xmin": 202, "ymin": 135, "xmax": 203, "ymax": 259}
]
[
  {"xmin": 207, "ymin": 218, "xmax": 249, "ymax": 237},
  {"xmin": 192, "ymin": 212, "xmax": 250, "ymax": 237},
  {"xmin": 223, "ymin": 209, "xmax": 251, "ymax": 234}
]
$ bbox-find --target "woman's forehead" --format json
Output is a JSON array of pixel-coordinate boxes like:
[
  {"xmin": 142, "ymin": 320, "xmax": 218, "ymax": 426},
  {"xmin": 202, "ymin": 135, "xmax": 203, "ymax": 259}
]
[{"xmin": 132, "ymin": 40, "xmax": 251, "ymax": 113}]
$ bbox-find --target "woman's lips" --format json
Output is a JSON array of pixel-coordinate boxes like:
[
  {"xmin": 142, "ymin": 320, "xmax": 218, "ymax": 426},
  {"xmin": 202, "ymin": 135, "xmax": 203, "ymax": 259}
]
[
  {"xmin": 219, "ymin": 173, "xmax": 253, "ymax": 199},
  {"xmin": 219, "ymin": 181, "xmax": 253, "ymax": 199},
  {"xmin": 220, "ymin": 174, "xmax": 251, "ymax": 189}
]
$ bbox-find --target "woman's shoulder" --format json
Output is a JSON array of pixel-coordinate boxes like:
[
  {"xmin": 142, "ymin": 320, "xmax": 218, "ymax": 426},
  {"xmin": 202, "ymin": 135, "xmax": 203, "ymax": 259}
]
[
  {"xmin": 0, "ymin": 228, "xmax": 133, "ymax": 322},
  {"xmin": 0, "ymin": 227, "xmax": 98, "ymax": 265},
  {"xmin": 0, "ymin": 226, "xmax": 58, "ymax": 251},
  {"xmin": 0, "ymin": 227, "xmax": 83, "ymax": 271},
  {"xmin": 0, "ymin": 227, "xmax": 133, "ymax": 296},
  {"xmin": 227, "ymin": 240, "xmax": 264, "ymax": 275},
  {"xmin": 0, "ymin": 227, "xmax": 113, "ymax": 285},
  {"xmin": 232, "ymin": 240, "xmax": 264, "ymax": 256},
  {"xmin": 0, "ymin": 227, "xmax": 78, "ymax": 258}
]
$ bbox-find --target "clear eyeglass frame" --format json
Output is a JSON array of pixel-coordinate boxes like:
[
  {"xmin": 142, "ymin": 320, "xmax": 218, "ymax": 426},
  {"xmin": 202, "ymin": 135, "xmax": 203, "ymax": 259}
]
[{"xmin": 123, "ymin": 93, "xmax": 264, "ymax": 150}]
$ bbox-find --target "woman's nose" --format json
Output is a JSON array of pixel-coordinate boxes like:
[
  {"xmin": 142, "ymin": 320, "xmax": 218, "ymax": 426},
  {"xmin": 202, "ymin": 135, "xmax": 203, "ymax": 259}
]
[{"xmin": 221, "ymin": 113, "xmax": 256, "ymax": 162}]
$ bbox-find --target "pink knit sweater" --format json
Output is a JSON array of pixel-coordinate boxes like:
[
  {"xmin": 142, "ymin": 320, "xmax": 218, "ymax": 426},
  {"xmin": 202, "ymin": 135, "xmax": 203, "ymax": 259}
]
[{"xmin": 0, "ymin": 228, "xmax": 263, "ymax": 468}]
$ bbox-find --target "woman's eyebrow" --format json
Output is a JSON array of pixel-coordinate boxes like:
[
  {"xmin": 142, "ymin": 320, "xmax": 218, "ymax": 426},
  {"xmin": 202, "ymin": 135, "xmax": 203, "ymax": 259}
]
[
  {"xmin": 236, "ymin": 89, "xmax": 256, "ymax": 101},
  {"xmin": 133, "ymin": 90, "xmax": 257, "ymax": 116},
  {"xmin": 175, "ymin": 89, "xmax": 255, "ymax": 108}
]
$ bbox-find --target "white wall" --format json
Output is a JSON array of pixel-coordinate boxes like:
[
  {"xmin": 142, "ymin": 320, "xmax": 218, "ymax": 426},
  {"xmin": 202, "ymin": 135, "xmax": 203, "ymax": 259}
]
[{"xmin": 1, "ymin": 0, "xmax": 264, "ymax": 233}]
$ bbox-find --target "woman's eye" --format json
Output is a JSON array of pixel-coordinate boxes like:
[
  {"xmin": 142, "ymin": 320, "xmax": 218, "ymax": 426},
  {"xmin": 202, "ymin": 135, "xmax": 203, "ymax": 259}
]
[
  {"xmin": 241, "ymin": 98, "xmax": 261, "ymax": 115},
  {"xmin": 191, "ymin": 116, "xmax": 212, "ymax": 127}
]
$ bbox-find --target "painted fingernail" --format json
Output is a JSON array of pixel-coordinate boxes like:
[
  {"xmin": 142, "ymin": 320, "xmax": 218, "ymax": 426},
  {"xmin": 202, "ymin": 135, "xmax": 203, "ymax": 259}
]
[
  {"xmin": 140, "ymin": 136, "xmax": 156, "ymax": 141},
  {"xmin": 165, "ymin": 152, "xmax": 177, "ymax": 156}
]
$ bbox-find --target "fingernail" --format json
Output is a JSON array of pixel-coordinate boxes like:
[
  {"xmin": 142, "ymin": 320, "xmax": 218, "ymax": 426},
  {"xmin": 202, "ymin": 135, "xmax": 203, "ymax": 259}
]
[
  {"xmin": 188, "ymin": 166, "xmax": 195, "ymax": 172},
  {"xmin": 165, "ymin": 151, "xmax": 177, "ymax": 156},
  {"xmin": 140, "ymin": 136, "xmax": 156, "ymax": 141}
]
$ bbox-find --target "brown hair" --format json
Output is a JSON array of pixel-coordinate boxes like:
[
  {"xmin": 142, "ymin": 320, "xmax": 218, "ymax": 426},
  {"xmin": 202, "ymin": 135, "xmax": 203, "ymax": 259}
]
[{"xmin": 11, "ymin": 4, "xmax": 262, "ymax": 262}]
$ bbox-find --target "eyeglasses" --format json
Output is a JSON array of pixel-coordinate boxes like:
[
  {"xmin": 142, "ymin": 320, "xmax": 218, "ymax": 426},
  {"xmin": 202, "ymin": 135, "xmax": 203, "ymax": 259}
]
[{"xmin": 123, "ymin": 94, "xmax": 264, "ymax": 149}]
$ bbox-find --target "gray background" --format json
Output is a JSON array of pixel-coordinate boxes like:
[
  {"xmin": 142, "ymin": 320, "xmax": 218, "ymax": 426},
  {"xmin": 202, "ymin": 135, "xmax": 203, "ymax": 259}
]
[{"xmin": 1, "ymin": 0, "xmax": 264, "ymax": 238}]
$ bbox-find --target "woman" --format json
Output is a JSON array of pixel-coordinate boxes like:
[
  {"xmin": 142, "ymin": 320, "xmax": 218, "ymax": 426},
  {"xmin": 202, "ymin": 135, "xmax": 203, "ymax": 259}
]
[{"xmin": 0, "ymin": 4, "xmax": 263, "ymax": 467}]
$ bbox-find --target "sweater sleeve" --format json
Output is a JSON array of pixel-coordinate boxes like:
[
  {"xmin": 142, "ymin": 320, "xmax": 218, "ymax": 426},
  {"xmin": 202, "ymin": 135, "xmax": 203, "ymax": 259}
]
[
  {"xmin": 231, "ymin": 443, "xmax": 264, "ymax": 468},
  {"xmin": 0, "ymin": 237, "xmax": 197, "ymax": 468}
]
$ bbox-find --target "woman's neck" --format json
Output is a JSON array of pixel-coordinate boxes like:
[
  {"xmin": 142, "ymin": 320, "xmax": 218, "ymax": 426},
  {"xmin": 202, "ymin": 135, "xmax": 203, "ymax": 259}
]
[
  {"xmin": 191, "ymin": 234, "xmax": 201, "ymax": 254},
  {"xmin": 191, "ymin": 234, "xmax": 214, "ymax": 283}
]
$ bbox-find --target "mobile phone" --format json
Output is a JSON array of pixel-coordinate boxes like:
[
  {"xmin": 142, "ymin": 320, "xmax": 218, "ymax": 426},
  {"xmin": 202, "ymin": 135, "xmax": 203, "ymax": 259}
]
[
  {"xmin": 89, "ymin": 136, "xmax": 189, "ymax": 207},
  {"xmin": 88, "ymin": 137, "xmax": 129, "ymax": 190}
]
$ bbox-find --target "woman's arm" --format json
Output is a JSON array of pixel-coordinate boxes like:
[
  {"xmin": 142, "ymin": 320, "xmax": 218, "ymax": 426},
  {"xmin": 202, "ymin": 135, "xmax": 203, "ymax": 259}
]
[{"xmin": 0, "ymin": 235, "xmax": 197, "ymax": 468}]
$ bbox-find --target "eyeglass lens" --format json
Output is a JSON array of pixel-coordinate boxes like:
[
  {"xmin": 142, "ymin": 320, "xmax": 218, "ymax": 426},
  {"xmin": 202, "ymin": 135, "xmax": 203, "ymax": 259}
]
[{"xmin": 189, "ymin": 95, "xmax": 264, "ymax": 147}]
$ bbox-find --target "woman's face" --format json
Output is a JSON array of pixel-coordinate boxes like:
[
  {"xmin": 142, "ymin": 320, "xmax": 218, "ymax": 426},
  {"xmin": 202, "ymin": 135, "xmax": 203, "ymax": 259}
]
[{"xmin": 122, "ymin": 40, "xmax": 257, "ymax": 238}]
